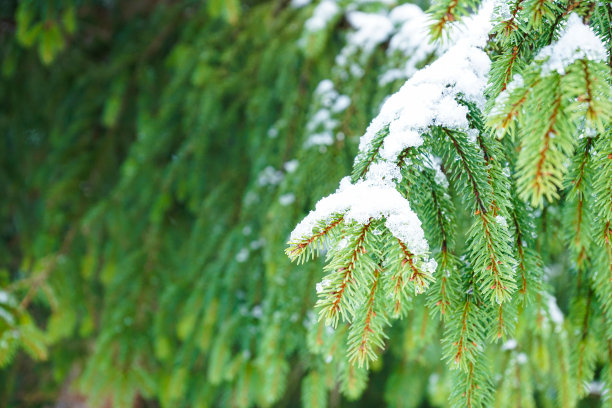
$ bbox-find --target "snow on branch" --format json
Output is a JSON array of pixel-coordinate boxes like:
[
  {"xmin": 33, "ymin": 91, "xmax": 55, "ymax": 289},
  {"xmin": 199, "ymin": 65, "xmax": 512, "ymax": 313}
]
[
  {"xmin": 290, "ymin": 165, "xmax": 428, "ymax": 258},
  {"xmin": 357, "ymin": 1, "xmax": 493, "ymax": 165},
  {"xmin": 537, "ymin": 14, "xmax": 607, "ymax": 76}
]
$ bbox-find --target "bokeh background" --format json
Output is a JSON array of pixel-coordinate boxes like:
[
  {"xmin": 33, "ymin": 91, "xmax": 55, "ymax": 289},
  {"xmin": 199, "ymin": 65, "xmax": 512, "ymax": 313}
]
[{"xmin": 0, "ymin": 0, "xmax": 446, "ymax": 407}]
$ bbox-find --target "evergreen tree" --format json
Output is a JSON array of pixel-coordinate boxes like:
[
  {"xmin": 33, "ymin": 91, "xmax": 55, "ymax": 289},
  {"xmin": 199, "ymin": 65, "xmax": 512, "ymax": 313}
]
[{"xmin": 1, "ymin": 1, "xmax": 611, "ymax": 408}]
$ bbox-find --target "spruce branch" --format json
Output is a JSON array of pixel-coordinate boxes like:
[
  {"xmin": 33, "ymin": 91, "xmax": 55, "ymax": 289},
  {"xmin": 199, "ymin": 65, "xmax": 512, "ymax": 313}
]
[
  {"xmin": 591, "ymin": 133, "xmax": 612, "ymax": 325},
  {"xmin": 428, "ymin": 0, "xmax": 479, "ymax": 40},
  {"xmin": 508, "ymin": 196, "xmax": 543, "ymax": 303},
  {"xmin": 316, "ymin": 222, "xmax": 373, "ymax": 328},
  {"xmin": 339, "ymin": 362, "xmax": 368, "ymax": 400},
  {"xmin": 384, "ymin": 237, "xmax": 436, "ymax": 318},
  {"xmin": 563, "ymin": 136, "xmax": 595, "ymax": 267},
  {"xmin": 396, "ymin": 239, "xmax": 434, "ymax": 296},
  {"xmin": 466, "ymin": 212, "xmax": 517, "ymax": 304},
  {"xmin": 570, "ymin": 286, "xmax": 598, "ymax": 397},
  {"xmin": 401, "ymin": 157, "xmax": 458, "ymax": 319},
  {"xmin": 437, "ymin": 127, "xmax": 517, "ymax": 305},
  {"xmin": 525, "ymin": 0, "xmax": 558, "ymax": 29},
  {"xmin": 494, "ymin": 0, "xmax": 526, "ymax": 38},
  {"xmin": 346, "ymin": 263, "xmax": 388, "ymax": 367},
  {"xmin": 351, "ymin": 126, "xmax": 388, "ymax": 182},
  {"xmin": 449, "ymin": 358, "xmax": 493, "ymax": 408},
  {"xmin": 519, "ymin": 77, "xmax": 568, "ymax": 205},
  {"xmin": 428, "ymin": 252, "xmax": 458, "ymax": 319},
  {"xmin": 286, "ymin": 215, "xmax": 344, "ymax": 264},
  {"xmin": 439, "ymin": 128, "xmax": 492, "ymax": 214}
]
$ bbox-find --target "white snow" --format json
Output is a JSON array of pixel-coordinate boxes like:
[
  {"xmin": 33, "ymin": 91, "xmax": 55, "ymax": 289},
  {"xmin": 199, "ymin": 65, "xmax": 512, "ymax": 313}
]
[
  {"xmin": 279, "ymin": 193, "xmax": 296, "ymax": 206},
  {"xmin": 292, "ymin": 2, "xmax": 500, "ymax": 286},
  {"xmin": 502, "ymin": 338, "xmax": 517, "ymax": 350},
  {"xmin": 537, "ymin": 14, "xmax": 606, "ymax": 75},
  {"xmin": 546, "ymin": 294, "xmax": 564, "ymax": 325},
  {"xmin": 587, "ymin": 381, "xmax": 604, "ymax": 395},
  {"xmin": 316, "ymin": 279, "xmax": 331, "ymax": 293},
  {"xmin": 310, "ymin": 109, "xmax": 332, "ymax": 129},
  {"xmin": 334, "ymin": 8, "xmax": 395, "ymax": 80},
  {"xmin": 306, "ymin": 132, "xmax": 334, "ymax": 147},
  {"xmin": 364, "ymin": 161, "xmax": 402, "ymax": 186},
  {"xmin": 0, "ymin": 290, "xmax": 13, "ymax": 305},
  {"xmin": 423, "ymin": 258, "xmax": 438, "ymax": 275},
  {"xmin": 488, "ymin": 73, "xmax": 525, "ymax": 125},
  {"xmin": 445, "ymin": 0, "xmax": 495, "ymax": 49},
  {"xmin": 268, "ymin": 127, "xmax": 279, "ymax": 139},
  {"xmin": 364, "ymin": 41, "xmax": 488, "ymax": 157},
  {"xmin": 291, "ymin": 0, "xmax": 312, "ymax": 8},
  {"xmin": 291, "ymin": 3, "xmax": 498, "ymax": 281},
  {"xmin": 258, "ymin": 166, "xmax": 284, "ymax": 186},
  {"xmin": 290, "ymin": 176, "xmax": 430, "ymax": 256},
  {"xmin": 378, "ymin": 69, "xmax": 403, "ymax": 86},
  {"xmin": 252, "ymin": 305, "xmax": 263, "ymax": 319},
  {"xmin": 493, "ymin": 0, "xmax": 512, "ymax": 21},
  {"xmin": 305, "ymin": 0, "xmax": 340, "ymax": 32},
  {"xmin": 346, "ymin": 11, "xmax": 394, "ymax": 55},
  {"xmin": 495, "ymin": 215, "xmax": 508, "ymax": 228},
  {"xmin": 332, "ymin": 95, "xmax": 351, "ymax": 113},
  {"xmin": 236, "ymin": 248, "xmax": 249, "ymax": 263},
  {"xmin": 305, "ymin": 80, "xmax": 348, "ymax": 147},
  {"xmin": 516, "ymin": 352, "xmax": 528, "ymax": 365},
  {"xmin": 424, "ymin": 156, "xmax": 449, "ymax": 188},
  {"xmin": 250, "ymin": 238, "xmax": 266, "ymax": 250},
  {"xmin": 316, "ymin": 79, "xmax": 335, "ymax": 95},
  {"xmin": 284, "ymin": 159, "xmax": 299, "ymax": 173},
  {"xmin": 389, "ymin": 3, "xmax": 425, "ymax": 25},
  {"xmin": 358, "ymin": 2, "xmax": 494, "ymax": 164},
  {"xmin": 379, "ymin": 4, "xmax": 437, "ymax": 85}
]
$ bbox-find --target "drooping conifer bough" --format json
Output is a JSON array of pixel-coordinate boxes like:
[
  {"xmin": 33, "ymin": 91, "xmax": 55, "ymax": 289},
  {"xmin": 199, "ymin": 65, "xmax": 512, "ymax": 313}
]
[{"xmin": 287, "ymin": 1, "xmax": 612, "ymax": 406}]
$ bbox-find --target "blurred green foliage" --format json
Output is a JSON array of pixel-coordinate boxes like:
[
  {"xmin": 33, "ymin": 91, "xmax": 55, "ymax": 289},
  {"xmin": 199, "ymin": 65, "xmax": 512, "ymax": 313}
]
[
  {"xmin": 0, "ymin": 0, "xmax": 413, "ymax": 406},
  {"xmin": 2, "ymin": 0, "xmax": 611, "ymax": 407}
]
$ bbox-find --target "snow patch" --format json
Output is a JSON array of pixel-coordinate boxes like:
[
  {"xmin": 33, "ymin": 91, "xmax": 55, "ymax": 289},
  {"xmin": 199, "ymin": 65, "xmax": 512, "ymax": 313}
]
[
  {"xmin": 236, "ymin": 248, "xmax": 249, "ymax": 263},
  {"xmin": 358, "ymin": 2, "xmax": 494, "ymax": 163},
  {"xmin": 279, "ymin": 193, "xmax": 296, "ymax": 206},
  {"xmin": 0, "ymin": 290, "xmax": 14, "ymax": 305},
  {"xmin": 258, "ymin": 166, "xmax": 284, "ymax": 186},
  {"xmin": 291, "ymin": 0, "xmax": 311, "ymax": 8},
  {"xmin": 537, "ymin": 14, "xmax": 606, "ymax": 75},
  {"xmin": 252, "ymin": 305, "xmax": 263, "ymax": 319},
  {"xmin": 546, "ymin": 294, "xmax": 564, "ymax": 325},
  {"xmin": 290, "ymin": 176, "xmax": 429, "ymax": 256},
  {"xmin": 250, "ymin": 238, "xmax": 266, "ymax": 250},
  {"xmin": 380, "ymin": 4, "xmax": 437, "ymax": 85},
  {"xmin": 516, "ymin": 353, "xmax": 528, "ymax": 365},
  {"xmin": 305, "ymin": 80, "xmax": 350, "ymax": 148},
  {"xmin": 495, "ymin": 215, "xmax": 508, "ymax": 228},
  {"xmin": 502, "ymin": 338, "xmax": 517, "ymax": 350},
  {"xmin": 425, "ymin": 156, "xmax": 449, "ymax": 188},
  {"xmin": 346, "ymin": 11, "xmax": 394, "ymax": 55},
  {"xmin": 284, "ymin": 159, "xmax": 299, "ymax": 173},
  {"xmin": 305, "ymin": 0, "xmax": 340, "ymax": 32},
  {"xmin": 316, "ymin": 279, "xmax": 331, "ymax": 293}
]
